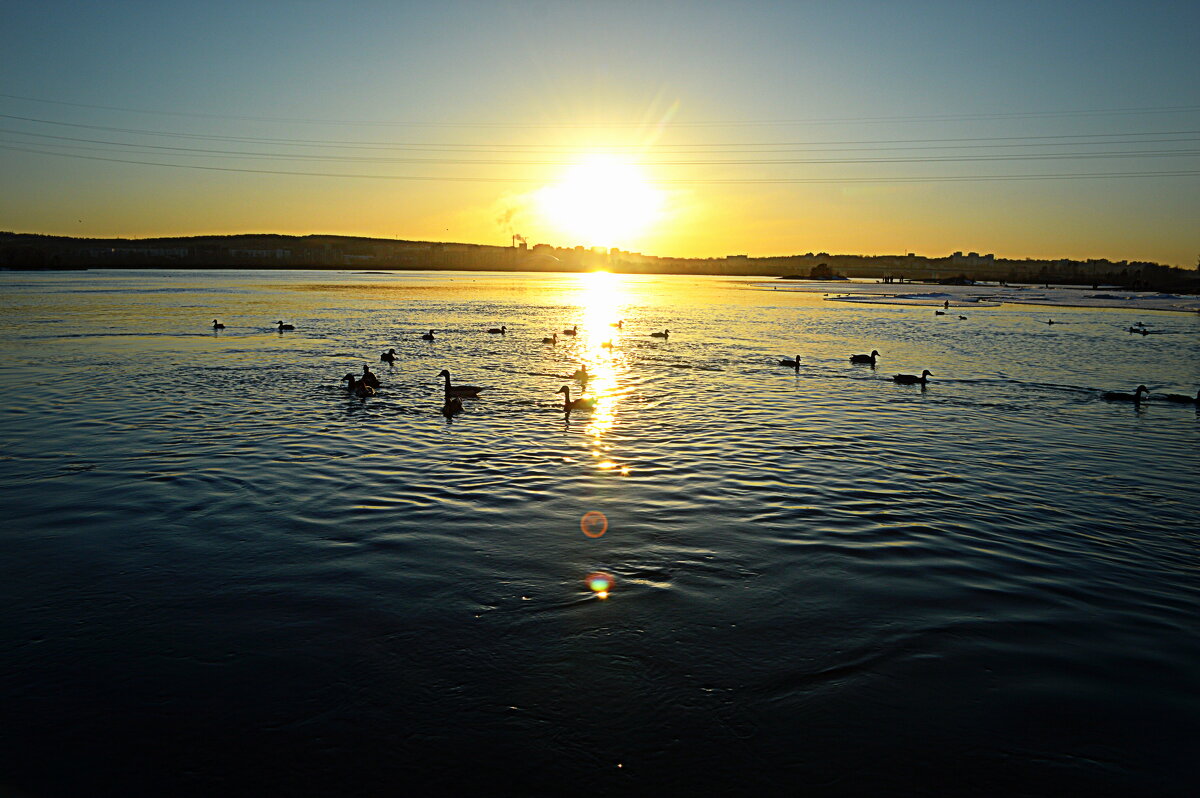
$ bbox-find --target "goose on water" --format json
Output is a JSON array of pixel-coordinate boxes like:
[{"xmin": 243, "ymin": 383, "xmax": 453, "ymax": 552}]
[
  {"xmin": 488, "ymin": 325, "xmax": 507, "ymax": 335},
  {"xmin": 438, "ymin": 369, "xmax": 483, "ymax": 398},
  {"xmin": 893, "ymin": 370, "xmax": 932, "ymax": 386},
  {"xmin": 778, "ymin": 355, "xmax": 800, "ymax": 371},
  {"xmin": 557, "ymin": 385, "xmax": 595, "ymax": 413},
  {"xmin": 361, "ymin": 365, "xmax": 380, "ymax": 389},
  {"xmin": 1162, "ymin": 389, "xmax": 1200, "ymax": 405},
  {"xmin": 650, "ymin": 329, "xmax": 670, "ymax": 339},
  {"xmin": 442, "ymin": 396, "xmax": 464, "ymax": 417},
  {"xmin": 1101, "ymin": 385, "xmax": 1149, "ymax": 403},
  {"xmin": 421, "ymin": 330, "xmax": 436, "ymax": 340},
  {"xmin": 212, "ymin": 319, "xmax": 225, "ymax": 330},
  {"xmin": 343, "ymin": 373, "xmax": 375, "ymax": 397},
  {"xmin": 542, "ymin": 333, "xmax": 558, "ymax": 344},
  {"xmin": 850, "ymin": 350, "xmax": 879, "ymax": 364},
  {"xmin": 276, "ymin": 320, "xmax": 295, "ymax": 330},
  {"xmin": 562, "ymin": 325, "xmax": 578, "ymax": 336},
  {"xmin": 381, "ymin": 348, "xmax": 397, "ymax": 364}
]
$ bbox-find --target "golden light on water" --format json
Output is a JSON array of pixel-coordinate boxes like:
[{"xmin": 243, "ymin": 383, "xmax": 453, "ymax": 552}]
[
  {"xmin": 536, "ymin": 157, "xmax": 663, "ymax": 249},
  {"xmin": 573, "ymin": 270, "xmax": 629, "ymax": 474}
]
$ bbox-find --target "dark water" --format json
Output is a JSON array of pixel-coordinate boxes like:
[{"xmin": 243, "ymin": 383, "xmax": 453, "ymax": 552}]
[{"xmin": 1, "ymin": 270, "xmax": 1197, "ymax": 796}]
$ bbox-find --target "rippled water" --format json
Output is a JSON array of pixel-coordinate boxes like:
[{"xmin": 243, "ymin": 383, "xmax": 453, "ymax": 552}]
[{"xmin": 2, "ymin": 269, "xmax": 1197, "ymax": 796}]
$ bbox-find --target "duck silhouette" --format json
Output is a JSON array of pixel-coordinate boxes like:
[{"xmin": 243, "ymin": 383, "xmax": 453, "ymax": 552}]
[
  {"xmin": 381, "ymin": 348, "xmax": 397, "ymax": 364},
  {"xmin": 342, "ymin": 374, "xmax": 375, "ymax": 397},
  {"xmin": 1162, "ymin": 389, "xmax": 1199, "ymax": 405},
  {"xmin": 558, "ymin": 385, "xmax": 595, "ymax": 413},
  {"xmin": 542, "ymin": 333, "xmax": 557, "ymax": 344},
  {"xmin": 650, "ymin": 329, "xmax": 670, "ymax": 339},
  {"xmin": 1101, "ymin": 385, "xmax": 1149, "ymax": 403},
  {"xmin": 361, "ymin": 365, "xmax": 380, "ymax": 389},
  {"xmin": 276, "ymin": 320, "xmax": 295, "ymax": 330},
  {"xmin": 438, "ymin": 369, "xmax": 483, "ymax": 398},
  {"xmin": 850, "ymin": 350, "xmax": 879, "ymax": 365},
  {"xmin": 212, "ymin": 319, "xmax": 225, "ymax": 330},
  {"xmin": 778, "ymin": 355, "xmax": 800, "ymax": 371},
  {"xmin": 421, "ymin": 330, "xmax": 435, "ymax": 341},
  {"xmin": 488, "ymin": 325, "xmax": 506, "ymax": 335},
  {"xmin": 893, "ymin": 370, "xmax": 932, "ymax": 386}
]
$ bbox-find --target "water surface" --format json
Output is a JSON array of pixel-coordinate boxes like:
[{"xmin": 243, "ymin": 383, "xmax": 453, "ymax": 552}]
[{"xmin": 1, "ymin": 269, "xmax": 1197, "ymax": 796}]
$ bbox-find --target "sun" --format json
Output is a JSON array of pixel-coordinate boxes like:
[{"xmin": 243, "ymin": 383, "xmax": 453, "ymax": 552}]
[{"xmin": 536, "ymin": 156, "xmax": 663, "ymax": 249}]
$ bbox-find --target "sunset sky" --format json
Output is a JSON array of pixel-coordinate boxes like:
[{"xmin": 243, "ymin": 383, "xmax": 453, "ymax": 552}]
[{"xmin": 2, "ymin": 1, "xmax": 1197, "ymax": 265}]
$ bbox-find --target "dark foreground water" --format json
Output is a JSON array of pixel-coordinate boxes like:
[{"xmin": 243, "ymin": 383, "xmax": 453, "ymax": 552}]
[{"xmin": 1, "ymin": 269, "xmax": 1197, "ymax": 797}]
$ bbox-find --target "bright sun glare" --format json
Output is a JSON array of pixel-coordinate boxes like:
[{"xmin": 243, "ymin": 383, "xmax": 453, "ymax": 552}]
[{"xmin": 537, "ymin": 157, "xmax": 663, "ymax": 249}]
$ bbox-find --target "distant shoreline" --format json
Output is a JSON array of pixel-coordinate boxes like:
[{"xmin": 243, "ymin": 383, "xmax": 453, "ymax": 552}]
[{"xmin": 3, "ymin": 231, "xmax": 1196, "ymax": 290}]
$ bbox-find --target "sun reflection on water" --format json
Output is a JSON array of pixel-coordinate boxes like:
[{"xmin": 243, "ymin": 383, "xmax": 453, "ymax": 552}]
[{"xmin": 575, "ymin": 271, "xmax": 628, "ymax": 473}]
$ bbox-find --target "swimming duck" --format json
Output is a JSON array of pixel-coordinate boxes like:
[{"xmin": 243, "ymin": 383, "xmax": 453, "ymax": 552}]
[
  {"xmin": 958, "ymin": 315, "xmax": 967, "ymax": 320},
  {"xmin": 610, "ymin": 320, "xmax": 624, "ymax": 328},
  {"xmin": 1047, "ymin": 319, "xmax": 1056, "ymax": 325},
  {"xmin": 934, "ymin": 310, "xmax": 946, "ymax": 316},
  {"xmin": 488, "ymin": 325, "xmax": 507, "ymax": 335},
  {"xmin": 438, "ymin": 369, "xmax": 483, "ymax": 397},
  {"xmin": 381, "ymin": 348, "xmax": 397, "ymax": 364},
  {"xmin": 276, "ymin": 320, "xmax": 295, "ymax": 330},
  {"xmin": 542, "ymin": 333, "xmax": 558, "ymax": 344},
  {"xmin": 778, "ymin": 355, "xmax": 800, "ymax": 371},
  {"xmin": 850, "ymin": 350, "xmax": 880, "ymax": 364},
  {"xmin": 650, "ymin": 329, "xmax": 670, "ymax": 339},
  {"xmin": 562, "ymin": 325, "xmax": 578, "ymax": 336},
  {"xmin": 1101, "ymin": 385, "xmax": 1149, "ymax": 403},
  {"xmin": 421, "ymin": 330, "xmax": 436, "ymax": 340},
  {"xmin": 342, "ymin": 374, "xmax": 375, "ymax": 397},
  {"xmin": 601, "ymin": 340, "xmax": 614, "ymax": 351},
  {"xmin": 1162, "ymin": 389, "xmax": 1200, "ymax": 405},
  {"xmin": 361, "ymin": 365, "xmax": 380, "ymax": 389},
  {"xmin": 212, "ymin": 319, "xmax": 225, "ymax": 330},
  {"xmin": 442, "ymin": 396, "xmax": 464, "ymax": 417},
  {"xmin": 893, "ymin": 370, "xmax": 932, "ymax": 386},
  {"xmin": 571, "ymin": 364, "xmax": 588, "ymax": 382},
  {"xmin": 557, "ymin": 385, "xmax": 595, "ymax": 413}
]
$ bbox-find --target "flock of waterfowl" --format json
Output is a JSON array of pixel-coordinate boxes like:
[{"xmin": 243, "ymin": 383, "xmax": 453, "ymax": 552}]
[
  {"xmin": 208, "ymin": 316, "xmax": 1198, "ymax": 412},
  {"xmin": 323, "ymin": 320, "xmax": 663, "ymax": 416}
]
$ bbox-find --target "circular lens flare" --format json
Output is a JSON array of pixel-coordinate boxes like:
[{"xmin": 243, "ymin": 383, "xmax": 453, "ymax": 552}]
[
  {"xmin": 581, "ymin": 510, "xmax": 609, "ymax": 538},
  {"xmin": 586, "ymin": 571, "xmax": 613, "ymax": 599}
]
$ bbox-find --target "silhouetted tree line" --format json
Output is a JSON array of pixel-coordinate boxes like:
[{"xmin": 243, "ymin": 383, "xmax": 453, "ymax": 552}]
[{"xmin": 1, "ymin": 232, "xmax": 1196, "ymax": 291}]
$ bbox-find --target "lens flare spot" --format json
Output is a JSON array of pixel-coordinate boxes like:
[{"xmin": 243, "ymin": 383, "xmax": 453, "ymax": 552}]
[
  {"xmin": 581, "ymin": 510, "xmax": 608, "ymax": 538},
  {"xmin": 586, "ymin": 572, "xmax": 613, "ymax": 599}
]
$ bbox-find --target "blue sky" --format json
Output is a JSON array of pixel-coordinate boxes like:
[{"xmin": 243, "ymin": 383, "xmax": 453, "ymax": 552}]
[{"xmin": 2, "ymin": 1, "xmax": 1197, "ymax": 264}]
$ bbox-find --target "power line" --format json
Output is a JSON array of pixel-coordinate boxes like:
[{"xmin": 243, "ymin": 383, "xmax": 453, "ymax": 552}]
[
  {"xmin": 2, "ymin": 92, "xmax": 1199, "ymax": 128},
  {"xmin": 5, "ymin": 143, "xmax": 1198, "ymax": 184},
  {"xmin": 6, "ymin": 129, "xmax": 1198, "ymax": 166},
  {"xmin": 3, "ymin": 113, "xmax": 1199, "ymax": 155}
]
